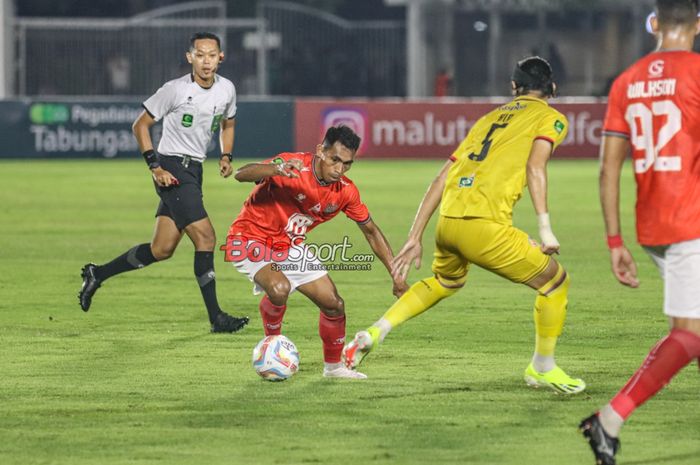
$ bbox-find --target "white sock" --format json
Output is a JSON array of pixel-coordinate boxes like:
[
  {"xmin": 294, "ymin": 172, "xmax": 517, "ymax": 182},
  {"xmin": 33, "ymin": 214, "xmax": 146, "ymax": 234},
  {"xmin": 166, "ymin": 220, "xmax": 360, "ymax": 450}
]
[
  {"xmin": 531, "ymin": 353, "xmax": 556, "ymax": 373},
  {"xmin": 598, "ymin": 404, "xmax": 624, "ymax": 438},
  {"xmin": 324, "ymin": 362, "xmax": 343, "ymax": 371},
  {"xmin": 372, "ymin": 318, "xmax": 393, "ymax": 343}
]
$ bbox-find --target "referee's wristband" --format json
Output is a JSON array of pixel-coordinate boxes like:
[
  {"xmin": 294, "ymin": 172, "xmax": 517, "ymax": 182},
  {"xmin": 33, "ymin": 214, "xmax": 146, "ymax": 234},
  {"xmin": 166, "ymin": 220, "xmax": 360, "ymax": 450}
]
[
  {"xmin": 606, "ymin": 234, "xmax": 624, "ymax": 249},
  {"xmin": 142, "ymin": 149, "xmax": 160, "ymax": 170}
]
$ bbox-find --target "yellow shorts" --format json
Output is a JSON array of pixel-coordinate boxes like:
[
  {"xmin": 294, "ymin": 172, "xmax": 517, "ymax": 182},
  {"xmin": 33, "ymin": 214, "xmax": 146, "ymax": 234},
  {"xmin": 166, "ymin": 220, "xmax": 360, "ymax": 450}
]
[{"xmin": 431, "ymin": 216, "xmax": 550, "ymax": 284}]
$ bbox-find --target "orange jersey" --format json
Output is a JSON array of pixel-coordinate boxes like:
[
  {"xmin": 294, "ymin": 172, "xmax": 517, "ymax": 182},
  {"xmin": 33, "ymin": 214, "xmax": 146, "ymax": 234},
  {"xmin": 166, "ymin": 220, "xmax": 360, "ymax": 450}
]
[
  {"xmin": 229, "ymin": 152, "xmax": 370, "ymax": 247},
  {"xmin": 605, "ymin": 50, "xmax": 700, "ymax": 246}
]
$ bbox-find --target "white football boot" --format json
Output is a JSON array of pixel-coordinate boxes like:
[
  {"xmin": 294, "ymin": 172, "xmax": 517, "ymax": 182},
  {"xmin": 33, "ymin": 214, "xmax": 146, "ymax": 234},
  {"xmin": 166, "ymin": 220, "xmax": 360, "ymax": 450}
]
[{"xmin": 323, "ymin": 364, "xmax": 368, "ymax": 379}]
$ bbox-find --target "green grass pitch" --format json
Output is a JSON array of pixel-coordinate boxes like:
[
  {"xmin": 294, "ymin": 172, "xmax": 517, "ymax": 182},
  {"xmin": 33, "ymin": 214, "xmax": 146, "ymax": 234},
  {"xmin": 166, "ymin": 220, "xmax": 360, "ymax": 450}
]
[{"xmin": 1, "ymin": 158, "xmax": 699, "ymax": 465}]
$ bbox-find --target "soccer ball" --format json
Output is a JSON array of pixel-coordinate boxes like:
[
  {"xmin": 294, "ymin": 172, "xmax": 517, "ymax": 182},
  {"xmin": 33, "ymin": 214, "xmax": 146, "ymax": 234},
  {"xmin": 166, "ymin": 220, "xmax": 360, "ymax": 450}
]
[{"xmin": 252, "ymin": 335, "xmax": 300, "ymax": 381}]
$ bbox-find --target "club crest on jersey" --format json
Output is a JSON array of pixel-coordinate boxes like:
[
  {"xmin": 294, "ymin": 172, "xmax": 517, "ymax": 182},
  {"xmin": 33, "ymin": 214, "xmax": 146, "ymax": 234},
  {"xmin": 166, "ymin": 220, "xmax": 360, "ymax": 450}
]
[
  {"xmin": 554, "ymin": 120, "xmax": 565, "ymax": 134},
  {"xmin": 458, "ymin": 176, "xmax": 474, "ymax": 188},
  {"xmin": 181, "ymin": 114, "xmax": 194, "ymax": 127},
  {"xmin": 323, "ymin": 204, "xmax": 339, "ymax": 214},
  {"xmin": 648, "ymin": 60, "xmax": 664, "ymax": 78}
]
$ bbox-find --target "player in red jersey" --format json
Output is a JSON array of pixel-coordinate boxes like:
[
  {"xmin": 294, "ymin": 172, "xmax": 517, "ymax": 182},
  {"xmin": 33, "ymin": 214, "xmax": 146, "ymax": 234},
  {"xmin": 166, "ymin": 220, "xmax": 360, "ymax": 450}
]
[
  {"xmin": 580, "ymin": 1, "xmax": 700, "ymax": 464},
  {"xmin": 224, "ymin": 125, "xmax": 408, "ymax": 379}
]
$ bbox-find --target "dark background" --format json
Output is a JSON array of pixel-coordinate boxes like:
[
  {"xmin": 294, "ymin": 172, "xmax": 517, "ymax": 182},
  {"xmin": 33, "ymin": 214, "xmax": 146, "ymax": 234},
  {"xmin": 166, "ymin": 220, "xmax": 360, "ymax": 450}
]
[{"xmin": 17, "ymin": 0, "xmax": 404, "ymax": 20}]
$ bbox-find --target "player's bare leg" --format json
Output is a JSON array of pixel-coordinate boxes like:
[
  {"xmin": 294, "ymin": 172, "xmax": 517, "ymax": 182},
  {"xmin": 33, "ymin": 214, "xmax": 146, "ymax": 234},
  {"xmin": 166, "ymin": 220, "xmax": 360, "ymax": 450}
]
[
  {"xmin": 151, "ymin": 215, "xmax": 184, "ymax": 260},
  {"xmin": 298, "ymin": 275, "xmax": 367, "ymax": 379},
  {"xmin": 79, "ymin": 215, "xmax": 179, "ymax": 311},
  {"xmin": 523, "ymin": 258, "xmax": 585, "ymax": 394},
  {"xmin": 253, "ymin": 264, "xmax": 291, "ymax": 335},
  {"xmin": 184, "ymin": 217, "xmax": 248, "ymax": 333}
]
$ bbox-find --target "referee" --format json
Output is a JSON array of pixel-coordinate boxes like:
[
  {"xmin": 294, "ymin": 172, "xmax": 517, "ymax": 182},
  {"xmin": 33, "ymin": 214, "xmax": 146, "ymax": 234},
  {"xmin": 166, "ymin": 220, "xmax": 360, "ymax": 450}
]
[{"xmin": 79, "ymin": 32, "xmax": 248, "ymax": 333}]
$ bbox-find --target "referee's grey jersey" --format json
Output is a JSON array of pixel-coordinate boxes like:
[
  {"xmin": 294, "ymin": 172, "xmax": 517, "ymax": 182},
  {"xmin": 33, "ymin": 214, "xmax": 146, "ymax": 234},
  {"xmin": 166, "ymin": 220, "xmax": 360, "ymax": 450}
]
[{"xmin": 143, "ymin": 73, "xmax": 236, "ymax": 161}]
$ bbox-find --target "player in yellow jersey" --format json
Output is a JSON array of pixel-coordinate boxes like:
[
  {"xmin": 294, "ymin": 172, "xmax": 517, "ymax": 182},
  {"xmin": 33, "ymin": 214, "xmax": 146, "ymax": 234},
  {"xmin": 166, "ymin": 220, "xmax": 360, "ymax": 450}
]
[{"xmin": 343, "ymin": 56, "xmax": 585, "ymax": 394}]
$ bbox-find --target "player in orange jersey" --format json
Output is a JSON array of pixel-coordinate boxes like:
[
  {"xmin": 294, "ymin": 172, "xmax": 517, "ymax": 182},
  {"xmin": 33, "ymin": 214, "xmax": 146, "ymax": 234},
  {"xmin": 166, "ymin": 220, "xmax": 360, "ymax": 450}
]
[
  {"xmin": 224, "ymin": 125, "xmax": 407, "ymax": 379},
  {"xmin": 580, "ymin": 1, "xmax": 700, "ymax": 464}
]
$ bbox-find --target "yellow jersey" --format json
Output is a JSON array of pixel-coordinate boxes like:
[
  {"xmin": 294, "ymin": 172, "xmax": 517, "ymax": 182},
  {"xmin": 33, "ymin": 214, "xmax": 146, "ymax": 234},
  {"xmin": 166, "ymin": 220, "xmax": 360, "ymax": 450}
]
[{"xmin": 440, "ymin": 96, "xmax": 568, "ymax": 223}]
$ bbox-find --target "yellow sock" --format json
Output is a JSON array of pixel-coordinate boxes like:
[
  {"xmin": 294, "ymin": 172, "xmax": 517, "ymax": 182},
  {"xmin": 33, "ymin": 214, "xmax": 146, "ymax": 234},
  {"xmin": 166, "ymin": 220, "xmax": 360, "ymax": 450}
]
[
  {"xmin": 533, "ymin": 266, "xmax": 570, "ymax": 357},
  {"xmin": 381, "ymin": 276, "xmax": 460, "ymax": 328}
]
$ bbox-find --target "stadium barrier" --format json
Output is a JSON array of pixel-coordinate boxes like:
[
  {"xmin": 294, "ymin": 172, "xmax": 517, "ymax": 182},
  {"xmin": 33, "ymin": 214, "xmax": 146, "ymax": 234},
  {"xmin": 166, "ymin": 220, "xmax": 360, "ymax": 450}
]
[
  {"xmin": 0, "ymin": 98, "xmax": 604, "ymax": 159},
  {"xmin": 0, "ymin": 99, "xmax": 294, "ymax": 159},
  {"xmin": 295, "ymin": 99, "xmax": 606, "ymax": 159}
]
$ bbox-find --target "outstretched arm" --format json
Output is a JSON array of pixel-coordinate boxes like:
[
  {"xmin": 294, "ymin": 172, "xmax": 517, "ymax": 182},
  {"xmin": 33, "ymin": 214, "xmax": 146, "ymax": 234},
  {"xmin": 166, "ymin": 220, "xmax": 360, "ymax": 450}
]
[
  {"xmin": 234, "ymin": 158, "xmax": 304, "ymax": 183},
  {"xmin": 358, "ymin": 219, "xmax": 408, "ymax": 298},
  {"xmin": 391, "ymin": 159, "xmax": 453, "ymax": 281},
  {"xmin": 600, "ymin": 135, "xmax": 639, "ymax": 288},
  {"xmin": 526, "ymin": 138, "xmax": 559, "ymax": 255}
]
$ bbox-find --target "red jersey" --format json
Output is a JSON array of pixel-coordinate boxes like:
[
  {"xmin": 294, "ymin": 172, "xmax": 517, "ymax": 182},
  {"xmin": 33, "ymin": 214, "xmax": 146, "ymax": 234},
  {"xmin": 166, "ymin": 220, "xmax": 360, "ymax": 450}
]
[
  {"xmin": 604, "ymin": 51, "xmax": 700, "ymax": 246},
  {"xmin": 229, "ymin": 152, "xmax": 370, "ymax": 247}
]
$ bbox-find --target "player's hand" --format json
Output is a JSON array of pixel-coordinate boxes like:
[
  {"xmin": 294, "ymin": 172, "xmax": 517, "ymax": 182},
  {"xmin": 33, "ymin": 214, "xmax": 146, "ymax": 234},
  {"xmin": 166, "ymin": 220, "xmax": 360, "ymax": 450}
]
[
  {"xmin": 537, "ymin": 213, "xmax": 560, "ymax": 255},
  {"xmin": 610, "ymin": 246, "xmax": 639, "ymax": 288},
  {"xmin": 540, "ymin": 238, "xmax": 560, "ymax": 255},
  {"xmin": 275, "ymin": 159, "xmax": 304, "ymax": 178},
  {"xmin": 219, "ymin": 158, "xmax": 233, "ymax": 178},
  {"xmin": 392, "ymin": 278, "xmax": 409, "ymax": 298},
  {"xmin": 391, "ymin": 237, "xmax": 423, "ymax": 281},
  {"xmin": 151, "ymin": 167, "xmax": 179, "ymax": 187}
]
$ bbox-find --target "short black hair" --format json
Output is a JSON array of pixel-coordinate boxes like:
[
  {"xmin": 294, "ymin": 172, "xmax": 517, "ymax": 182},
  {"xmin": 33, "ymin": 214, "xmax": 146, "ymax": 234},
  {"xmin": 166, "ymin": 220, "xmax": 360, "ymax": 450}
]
[
  {"xmin": 512, "ymin": 56, "xmax": 555, "ymax": 97},
  {"xmin": 190, "ymin": 32, "xmax": 221, "ymax": 50},
  {"xmin": 657, "ymin": 0, "xmax": 699, "ymax": 27},
  {"xmin": 322, "ymin": 125, "xmax": 361, "ymax": 152}
]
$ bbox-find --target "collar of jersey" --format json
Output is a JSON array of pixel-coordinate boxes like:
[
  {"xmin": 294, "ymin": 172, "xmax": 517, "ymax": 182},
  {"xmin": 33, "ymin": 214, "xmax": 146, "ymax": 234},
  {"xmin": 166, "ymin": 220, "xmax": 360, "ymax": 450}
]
[
  {"xmin": 311, "ymin": 157, "xmax": 329, "ymax": 186},
  {"xmin": 190, "ymin": 73, "xmax": 217, "ymax": 90},
  {"xmin": 513, "ymin": 95, "xmax": 547, "ymax": 105}
]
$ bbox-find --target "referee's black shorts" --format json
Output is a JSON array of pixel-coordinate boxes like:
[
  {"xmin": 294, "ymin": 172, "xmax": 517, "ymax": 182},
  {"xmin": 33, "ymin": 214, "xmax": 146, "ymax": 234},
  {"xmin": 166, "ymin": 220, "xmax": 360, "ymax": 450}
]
[{"xmin": 154, "ymin": 155, "xmax": 208, "ymax": 230}]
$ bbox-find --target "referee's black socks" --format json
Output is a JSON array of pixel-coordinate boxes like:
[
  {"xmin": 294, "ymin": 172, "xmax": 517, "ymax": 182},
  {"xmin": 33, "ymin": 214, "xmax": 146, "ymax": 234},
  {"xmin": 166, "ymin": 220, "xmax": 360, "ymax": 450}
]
[
  {"xmin": 194, "ymin": 251, "xmax": 222, "ymax": 324},
  {"xmin": 95, "ymin": 243, "xmax": 157, "ymax": 281}
]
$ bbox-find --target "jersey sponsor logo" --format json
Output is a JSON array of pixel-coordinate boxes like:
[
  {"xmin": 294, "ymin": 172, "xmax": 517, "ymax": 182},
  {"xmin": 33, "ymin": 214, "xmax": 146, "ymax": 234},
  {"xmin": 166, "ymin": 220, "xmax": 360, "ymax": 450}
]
[
  {"xmin": 554, "ymin": 120, "xmax": 565, "ymax": 134},
  {"xmin": 627, "ymin": 79, "xmax": 676, "ymax": 99},
  {"xmin": 458, "ymin": 176, "xmax": 474, "ymax": 188},
  {"xmin": 181, "ymin": 113, "xmax": 194, "ymax": 127},
  {"xmin": 210, "ymin": 114, "xmax": 223, "ymax": 132},
  {"xmin": 648, "ymin": 59, "xmax": 664, "ymax": 78},
  {"xmin": 285, "ymin": 213, "xmax": 315, "ymax": 241},
  {"xmin": 498, "ymin": 101, "xmax": 526, "ymax": 112}
]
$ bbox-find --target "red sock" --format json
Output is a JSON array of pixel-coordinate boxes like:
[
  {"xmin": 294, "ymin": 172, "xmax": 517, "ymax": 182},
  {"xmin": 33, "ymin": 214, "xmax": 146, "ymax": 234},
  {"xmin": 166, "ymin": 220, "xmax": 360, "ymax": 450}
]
[
  {"xmin": 319, "ymin": 313, "xmax": 346, "ymax": 363},
  {"xmin": 610, "ymin": 329, "xmax": 700, "ymax": 419},
  {"xmin": 259, "ymin": 295, "xmax": 286, "ymax": 336}
]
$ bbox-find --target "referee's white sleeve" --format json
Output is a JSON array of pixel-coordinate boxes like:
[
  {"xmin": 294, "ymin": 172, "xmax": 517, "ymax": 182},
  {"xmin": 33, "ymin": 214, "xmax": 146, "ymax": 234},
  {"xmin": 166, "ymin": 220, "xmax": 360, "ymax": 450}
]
[{"xmin": 143, "ymin": 82, "xmax": 177, "ymax": 122}]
